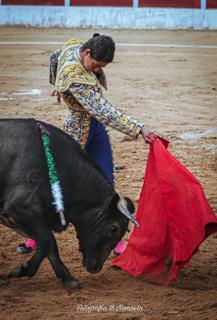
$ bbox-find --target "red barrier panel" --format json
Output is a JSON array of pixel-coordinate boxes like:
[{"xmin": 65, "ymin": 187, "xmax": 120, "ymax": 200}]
[
  {"xmin": 139, "ymin": 0, "xmax": 200, "ymax": 8},
  {"xmin": 207, "ymin": 0, "xmax": 217, "ymax": 8},
  {"xmin": 71, "ymin": 0, "xmax": 133, "ymax": 6},
  {"xmin": 2, "ymin": 0, "xmax": 64, "ymax": 5}
]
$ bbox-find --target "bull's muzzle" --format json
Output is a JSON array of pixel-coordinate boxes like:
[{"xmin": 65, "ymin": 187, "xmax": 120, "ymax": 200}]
[{"xmin": 84, "ymin": 258, "xmax": 102, "ymax": 274}]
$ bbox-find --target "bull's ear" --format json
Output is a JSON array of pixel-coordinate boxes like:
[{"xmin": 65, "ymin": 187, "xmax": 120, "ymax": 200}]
[
  {"xmin": 109, "ymin": 193, "xmax": 120, "ymax": 209},
  {"xmin": 123, "ymin": 197, "xmax": 135, "ymax": 214}
]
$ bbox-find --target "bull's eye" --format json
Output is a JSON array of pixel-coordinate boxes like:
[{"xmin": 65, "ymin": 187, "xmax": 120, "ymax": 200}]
[{"xmin": 109, "ymin": 223, "xmax": 119, "ymax": 238}]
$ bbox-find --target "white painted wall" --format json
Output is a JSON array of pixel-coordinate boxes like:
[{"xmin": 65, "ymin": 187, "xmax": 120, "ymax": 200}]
[{"xmin": 0, "ymin": 6, "xmax": 216, "ymax": 29}]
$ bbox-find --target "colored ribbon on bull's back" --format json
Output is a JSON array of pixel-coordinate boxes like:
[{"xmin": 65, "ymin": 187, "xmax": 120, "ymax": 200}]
[{"xmin": 113, "ymin": 139, "xmax": 217, "ymax": 284}]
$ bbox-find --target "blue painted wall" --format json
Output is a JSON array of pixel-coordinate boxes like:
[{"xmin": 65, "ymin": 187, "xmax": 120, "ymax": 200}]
[{"xmin": 0, "ymin": 5, "xmax": 217, "ymax": 29}]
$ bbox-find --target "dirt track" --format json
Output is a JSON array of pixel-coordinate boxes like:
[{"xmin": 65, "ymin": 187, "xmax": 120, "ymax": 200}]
[{"xmin": 0, "ymin": 27, "xmax": 217, "ymax": 320}]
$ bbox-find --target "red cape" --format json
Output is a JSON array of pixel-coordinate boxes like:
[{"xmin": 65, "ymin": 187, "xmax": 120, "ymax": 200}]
[{"xmin": 113, "ymin": 139, "xmax": 217, "ymax": 284}]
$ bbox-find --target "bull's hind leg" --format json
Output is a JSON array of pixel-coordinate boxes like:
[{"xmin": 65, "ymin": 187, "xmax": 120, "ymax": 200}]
[
  {"xmin": 8, "ymin": 230, "xmax": 80, "ymax": 289},
  {"xmin": 6, "ymin": 205, "xmax": 80, "ymax": 289}
]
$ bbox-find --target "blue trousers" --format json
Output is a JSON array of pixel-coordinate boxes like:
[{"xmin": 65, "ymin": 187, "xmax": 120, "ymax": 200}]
[{"xmin": 85, "ymin": 117, "xmax": 114, "ymax": 185}]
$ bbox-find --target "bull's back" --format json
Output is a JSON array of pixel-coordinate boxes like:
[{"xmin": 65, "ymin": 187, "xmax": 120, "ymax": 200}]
[
  {"xmin": 0, "ymin": 118, "xmax": 113, "ymax": 208},
  {"xmin": 0, "ymin": 118, "xmax": 44, "ymax": 171},
  {"xmin": 0, "ymin": 117, "xmax": 90, "ymax": 179},
  {"xmin": 0, "ymin": 119, "xmax": 49, "ymax": 199}
]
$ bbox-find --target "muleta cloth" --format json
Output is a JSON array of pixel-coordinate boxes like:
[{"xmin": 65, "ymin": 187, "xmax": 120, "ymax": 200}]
[{"xmin": 113, "ymin": 138, "xmax": 217, "ymax": 284}]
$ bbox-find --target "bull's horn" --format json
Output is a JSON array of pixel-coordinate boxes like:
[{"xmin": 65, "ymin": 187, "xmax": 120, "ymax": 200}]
[{"xmin": 117, "ymin": 198, "xmax": 140, "ymax": 227}]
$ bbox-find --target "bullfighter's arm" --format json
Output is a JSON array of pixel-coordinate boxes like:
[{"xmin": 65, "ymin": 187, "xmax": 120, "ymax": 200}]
[
  {"xmin": 68, "ymin": 83, "xmax": 144, "ymax": 138},
  {"xmin": 49, "ymin": 49, "xmax": 62, "ymax": 86}
]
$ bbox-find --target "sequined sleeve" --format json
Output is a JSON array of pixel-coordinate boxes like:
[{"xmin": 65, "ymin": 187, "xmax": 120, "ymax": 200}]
[
  {"xmin": 49, "ymin": 49, "xmax": 61, "ymax": 86},
  {"xmin": 68, "ymin": 83, "xmax": 144, "ymax": 138}
]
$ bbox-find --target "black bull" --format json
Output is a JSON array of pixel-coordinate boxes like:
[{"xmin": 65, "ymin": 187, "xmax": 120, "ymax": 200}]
[{"xmin": 0, "ymin": 118, "xmax": 136, "ymax": 289}]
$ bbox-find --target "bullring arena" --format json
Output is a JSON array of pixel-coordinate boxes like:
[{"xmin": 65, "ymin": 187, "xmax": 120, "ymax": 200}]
[{"xmin": 0, "ymin": 25, "xmax": 217, "ymax": 320}]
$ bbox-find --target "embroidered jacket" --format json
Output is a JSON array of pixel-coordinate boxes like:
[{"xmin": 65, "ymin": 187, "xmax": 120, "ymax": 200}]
[{"xmin": 50, "ymin": 38, "xmax": 144, "ymax": 147}]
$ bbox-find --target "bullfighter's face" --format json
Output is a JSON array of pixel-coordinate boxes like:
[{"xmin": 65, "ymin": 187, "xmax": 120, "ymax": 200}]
[{"xmin": 80, "ymin": 49, "xmax": 108, "ymax": 73}]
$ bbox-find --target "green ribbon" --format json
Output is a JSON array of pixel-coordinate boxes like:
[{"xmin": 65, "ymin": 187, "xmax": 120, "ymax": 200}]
[
  {"xmin": 40, "ymin": 131, "xmax": 58, "ymax": 185},
  {"xmin": 38, "ymin": 123, "xmax": 66, "ymax": 226}
]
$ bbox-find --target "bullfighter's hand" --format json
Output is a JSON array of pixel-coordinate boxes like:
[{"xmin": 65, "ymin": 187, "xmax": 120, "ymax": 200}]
[{"xmin": 140, "ymin": 127, "xmax": 157, "ymax": 144}]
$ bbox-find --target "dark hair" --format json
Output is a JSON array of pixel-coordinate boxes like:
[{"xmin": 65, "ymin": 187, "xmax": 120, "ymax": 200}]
[{"xmin": 80, "ymin": 33, "xmax": 115, "ymax": 63}]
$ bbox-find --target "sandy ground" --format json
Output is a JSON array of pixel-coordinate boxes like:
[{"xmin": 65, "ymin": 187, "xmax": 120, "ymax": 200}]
[{"xmin": 0, "ymin": 27, "xmax": 217, "ymax": 320}]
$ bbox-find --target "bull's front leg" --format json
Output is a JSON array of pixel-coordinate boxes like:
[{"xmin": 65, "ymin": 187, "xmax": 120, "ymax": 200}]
[{"xmin": 47, "ymin": 239, "xmax": 80, "ymax": 289}]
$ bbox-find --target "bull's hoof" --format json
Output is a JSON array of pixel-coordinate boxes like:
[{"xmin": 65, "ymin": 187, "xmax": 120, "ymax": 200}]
[
  {"xmin": 63, "ymin": 279, "xmax": 81, "ymax": 290},
  {"xmin": 7, "ymin": 263, "xmax": 28, "ymax": 278}
]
